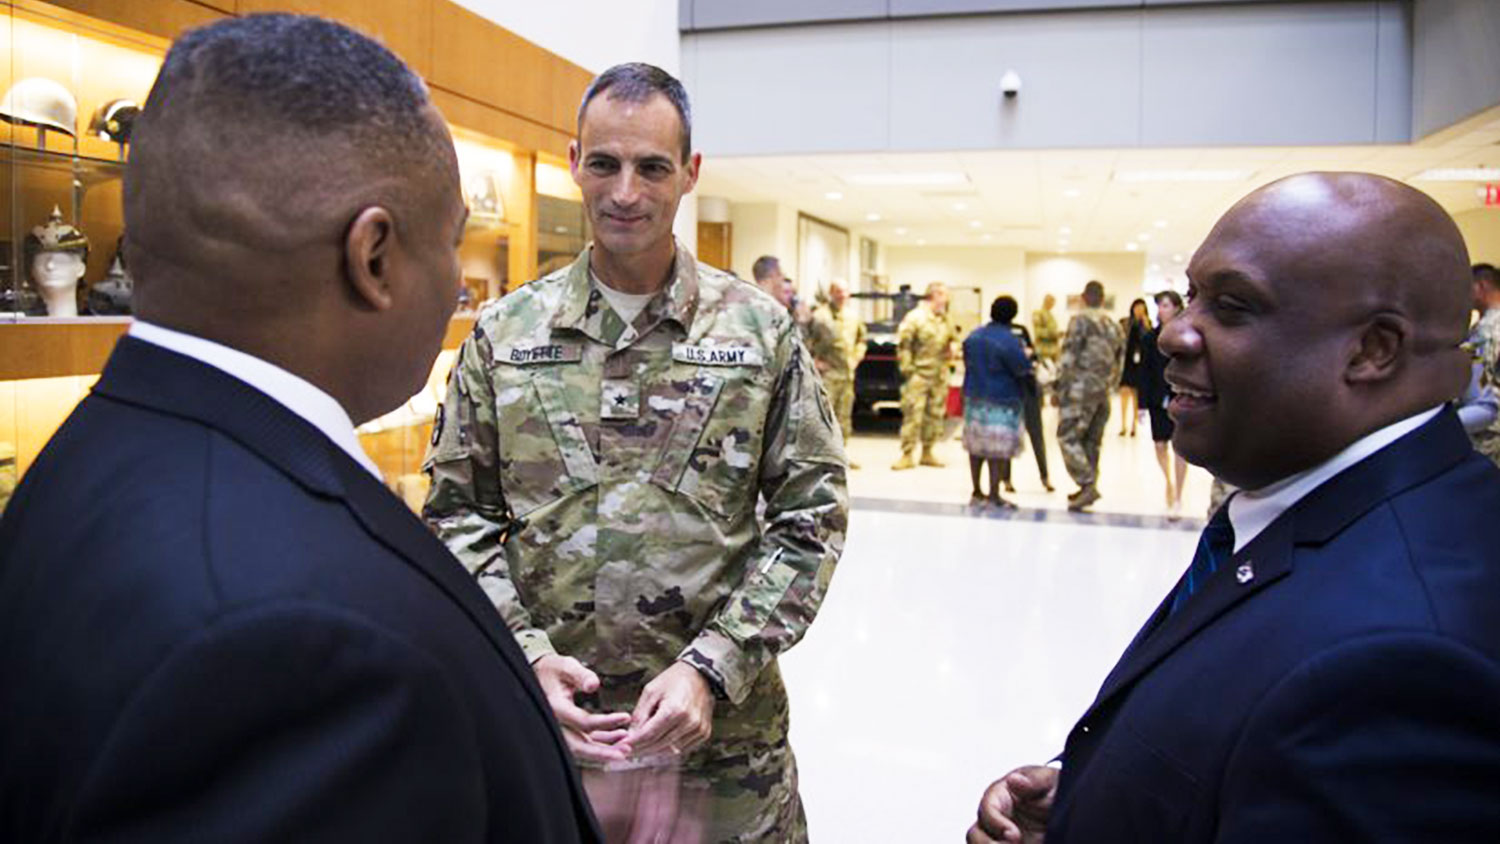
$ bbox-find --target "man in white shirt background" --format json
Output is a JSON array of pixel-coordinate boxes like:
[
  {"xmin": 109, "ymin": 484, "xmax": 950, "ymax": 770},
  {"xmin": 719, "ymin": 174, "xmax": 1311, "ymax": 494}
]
[{"xmin": 970, "ymin": 172, "xmax": 1500, "ymax": 843}]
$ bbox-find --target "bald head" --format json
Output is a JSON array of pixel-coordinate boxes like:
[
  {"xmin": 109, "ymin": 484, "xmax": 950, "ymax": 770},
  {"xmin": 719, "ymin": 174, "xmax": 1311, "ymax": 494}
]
[
  {"xmin": 1163, "ymin": 172, "xmax": 1472, "ymax": 489},
  {"xmin": 1207, "ymin": 172, "xmax": 1471, "ymax": 355},
  {"xmin": 125, "ymin": 13, "xmax": 458, "ymax": 321}
]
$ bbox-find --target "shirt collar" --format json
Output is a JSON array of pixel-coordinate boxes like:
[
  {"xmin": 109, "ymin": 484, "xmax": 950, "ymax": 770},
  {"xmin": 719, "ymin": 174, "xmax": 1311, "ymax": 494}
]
[
  {"xmin": 127, "ymin": 320, "xmax": 382, "ymax": 480},
  {"xmin": 1226, "ymin": 406, "xmax": 1442, "ymax": 552},
  {"xmin": 551, "ymin": 240, "xmax": 700, "ymax": 347}
]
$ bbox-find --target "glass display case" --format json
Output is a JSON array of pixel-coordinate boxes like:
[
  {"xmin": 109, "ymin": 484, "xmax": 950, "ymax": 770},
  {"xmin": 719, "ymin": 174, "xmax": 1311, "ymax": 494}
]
[
  {"xmin": 1, "ymin": 2, "xmax": 162, "ymax": 319},
  {"xmin": 535, "ymin": 155, "xmax": 588, "ymax": 276},
  {"xmin": 0, "ymin": 2, "xmax": 565, "ymax": 515}
]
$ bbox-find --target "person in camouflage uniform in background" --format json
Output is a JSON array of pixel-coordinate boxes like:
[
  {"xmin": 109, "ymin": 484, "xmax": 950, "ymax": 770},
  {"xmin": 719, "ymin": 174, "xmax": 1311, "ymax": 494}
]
[
  {"xmin": 423, "ymin": 63, "xmax": 848, "ymax": 844},
  {"xmin": 806, "ymin": 279, "xmax": 867, "ymax": 468},
  {"xmin": 1056, "ymin": 280, "xmax": 1124, "ymax": 511},
  {"xmin": 1031, "ymin": 293, "xmax": 1061, "ymax": 364},
  {"xmin": 892, "ymin": 281, "xmax": 957, "ymax": 470},
  {"xmin": 1464, "ymin": 263, "xmax": 1500, "ymax": 466}
]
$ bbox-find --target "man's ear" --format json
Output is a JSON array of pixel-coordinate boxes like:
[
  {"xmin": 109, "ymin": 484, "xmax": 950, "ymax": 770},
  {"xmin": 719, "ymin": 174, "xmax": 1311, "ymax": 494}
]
[
  {"xmin": 1346, "ymin": 313, "xmax": 1407, "ymax": 384},
  {"xmin": 344, "ymin": 205, "xmax": 397, "ymax": 311}
]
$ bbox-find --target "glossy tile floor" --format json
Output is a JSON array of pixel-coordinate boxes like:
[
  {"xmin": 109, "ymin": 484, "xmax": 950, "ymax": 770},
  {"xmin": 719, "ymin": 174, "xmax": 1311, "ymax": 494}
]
[{"xmin": 779, "ymin": 407, "xmax": 1207, "ymax": 841}]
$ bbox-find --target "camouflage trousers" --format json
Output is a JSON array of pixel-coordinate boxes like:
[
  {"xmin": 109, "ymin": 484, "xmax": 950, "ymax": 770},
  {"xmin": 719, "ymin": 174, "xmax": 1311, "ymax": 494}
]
[
  {"xmin": 1058, "ymin": 395, "xmax": 1110, "ymax": 487},
  {"xmin": 582, "ymin": 743, "xmax": 805, "ymax": 844},
  {"xmin": 823, "ymin": 373, "xmax": 855, "ymax": 443},
  {"xmin": 900, "ymin": 370, "xmax": 947, "ymax": 452},
  {"xmin": 584, "ymin": 665, "xmax": 807, "ymax": 843}
]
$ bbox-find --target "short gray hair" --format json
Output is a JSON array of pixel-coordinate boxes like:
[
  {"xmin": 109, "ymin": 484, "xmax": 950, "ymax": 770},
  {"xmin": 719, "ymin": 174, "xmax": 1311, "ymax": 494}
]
[{"xmin": 577, "ymin": 62, "xmax": 692, "ymax": 162}]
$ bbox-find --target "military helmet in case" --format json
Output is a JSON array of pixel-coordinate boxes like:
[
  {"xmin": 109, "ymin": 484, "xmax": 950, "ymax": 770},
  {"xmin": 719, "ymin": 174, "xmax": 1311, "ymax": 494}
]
[{"xmin": 0, "ymin": 77, "xmax": 78, "ymax": 136}]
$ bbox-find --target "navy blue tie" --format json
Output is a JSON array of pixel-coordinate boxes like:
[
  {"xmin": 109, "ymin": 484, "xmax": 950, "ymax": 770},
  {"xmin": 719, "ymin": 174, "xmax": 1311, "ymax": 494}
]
[{"xmin": 1170, "ymin": 505, "xmax": 1235, "ymax": 616}]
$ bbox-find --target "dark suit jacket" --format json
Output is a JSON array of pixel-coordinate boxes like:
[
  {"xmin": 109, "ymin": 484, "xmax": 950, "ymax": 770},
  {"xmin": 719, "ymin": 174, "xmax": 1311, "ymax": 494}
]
[
  {"xmin": 1051, "ymin": 408, "xmax": 1500, "ymax": 842},
  {"xmin": 0, "ymin": 337, "xmax": 600, "ymax": 842}
]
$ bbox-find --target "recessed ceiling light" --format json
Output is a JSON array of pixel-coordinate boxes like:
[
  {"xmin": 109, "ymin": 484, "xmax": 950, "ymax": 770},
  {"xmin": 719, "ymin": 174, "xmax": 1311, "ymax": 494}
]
[
  {"xmin": 1154, "ymin": 219, "xmax": 1168, "ymax": 228},
  {"xmin": 554, "ymin": 226, "xmax": 569, "ymax": 233},
  {"xmin": 825, "ymin": 191, "xmax": 844, "ymax": 200},
  {"xmin": 1412, "ymin": 167, "xmax": 1500, "ymax": 181},
  {"xmin": 867, "ymin": 212, "xmax": 882, "ymax": 222},
  {"xmin": 916, "ymin": 238, "xmax": 928, "ymax": 245},
  {"xmin": 895, "ymin": 227, "xmax": 908, "ymax": 235},
  {"xmin": 1126, "ymin": 242, "xmax": 1140, "ymax": 252},
  {"xmin": 1113, "ymin": 169, "xmax": 1255, "ymax": 183},
  {"xmin": 1172, "ymin": 254, "xmax": 1184, "ymax": 263},
  {"xmin": 1149, "ymin": 263, "xmax": 1161, "ymax": 272},
  {"xmin": 953, "ymin": 202, "xmax": 968, "ymax": 211},
  {"xmin": 969, "ymin": 220, "xmax": 983, "ymax": 228},
  {"xmin": 846, "ymin": 172, "xmax": 970, "ymax": 187},
  {"xmin": 1062, "ymin": 188, "xmax": 1082, "ymax": 199},
  {"xmin": 1138, "ymin": 233, "xmax": 1151, "ymax": 242},
  {"xmin": 1059, "ymin": 226, "xmax": 1072, "ymax": 235}
]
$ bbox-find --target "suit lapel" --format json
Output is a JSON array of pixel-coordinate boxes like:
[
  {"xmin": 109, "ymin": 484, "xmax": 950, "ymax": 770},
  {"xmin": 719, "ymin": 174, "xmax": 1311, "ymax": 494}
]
[
  {"xmin": 94, "ymin": 338, "xmax": 572, "ymax": 759},
  {"xmin": 1081, "ymin": 408, "xmax": 1473, "ymax": 725}
]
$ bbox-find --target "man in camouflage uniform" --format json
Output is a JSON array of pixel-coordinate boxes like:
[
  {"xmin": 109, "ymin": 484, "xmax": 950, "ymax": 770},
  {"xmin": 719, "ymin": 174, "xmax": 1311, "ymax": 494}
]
[
  {"xmin": 1056, "ymin": 280, "xmax": 1124, "ymax": 511},
  {"xmin": 1464, "ymin": 262, "xmax": 1500, "ymax": 465},
  {"xmin": 806, "ymin": 279, "xmax": 867, "ymax": 468},
  {"xmin": 1032, "ymin": 293, "xmax": 1061, "ymax": 364},
  {"xmin": 423, "ymin": 63, "xmax": 848, "ymax": 843},
  {"xmin": 892, "ymin": 281, "xmax": 957, "ymax": 470}
]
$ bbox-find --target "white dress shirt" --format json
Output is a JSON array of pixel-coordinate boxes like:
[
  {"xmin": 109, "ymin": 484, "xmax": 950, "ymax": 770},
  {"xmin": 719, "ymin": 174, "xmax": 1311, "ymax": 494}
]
[
  {"xmin": 128, "ymin": 321, "xmax": 383, "ymax": 480},
  {"xmin": 1226, "ymin": 406, "xmax": 1442, "ymax": 552}
]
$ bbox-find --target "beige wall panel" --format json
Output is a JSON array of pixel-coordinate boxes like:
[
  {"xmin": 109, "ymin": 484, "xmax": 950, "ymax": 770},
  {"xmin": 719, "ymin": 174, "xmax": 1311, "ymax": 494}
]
[
  {"xmin": 552, "ymin": 61, "xmax": 593, "ymax": 131},
  {"xmin": 431, "ymin": 1, "xmax": 553, "ymax": 131},
  {"xmin": 236, "ymin": 0, "xmax": 434, "ymax": 77},
  {"xmin": 429, "ymin": 87, "xmax": 570, "ymax": 159},
  {"xmin": 38, "ymin": 0, "xmax": 224, "ymax": 40}
]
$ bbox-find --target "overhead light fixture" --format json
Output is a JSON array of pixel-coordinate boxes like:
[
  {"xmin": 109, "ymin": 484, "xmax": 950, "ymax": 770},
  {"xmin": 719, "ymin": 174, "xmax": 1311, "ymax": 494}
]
[
  {"xmin": 1062, "ymin": 188, "xmax": 1082, "ymax": 199},
  {"xmin": 1412, "ymin": 167, "xmax": 1500, "ymax": 181},
  {"xmin": 845, "ymin": 171, "xmax": 969, "ymax": 187},
  {"xmin": 1059, "ymin": 226, "xmax": 1072, "ymax": 235},
  {"xmin": 953, "ymin": 202, "xmax": 968, "ymax": 211},
  {"xmin": 969, "ymin": 220, "xmax": 983, "ymax": 228},
  {"xmin": 1138, "ymin": 233, "xmax": 1151, "ymax": 242},
  {"xmin": 1113, "ymin": 169, "xmax": 1254, "ymax": 183},
  {"xmin": 1149, "ymin": 263, "xmax": 1161, "ymax": 272},
  {"xmin": 1126, "ymin": 242, "xmax": 1140, "ymax": 252},
  {"xmin": 867, "ymin": 212, "xmax": 882, "ymax": 222},
  {"xmin": 825, "ymin": 191, "xmax": 844, "ymax": 200},
  {"xmin": 1171, "ymin": 253, "xmax": 1184, "ymax": 263},
  {"xmin": 917, "ymin": 238, "xmax": 928, "ymax": 246},
  {"xmin": 1154, "ymin": 219, "xmax": 1168, "ymax": 228},
  {"xmin": 895, "ymin": 227, "xmax": 908, "ymax": 235}
]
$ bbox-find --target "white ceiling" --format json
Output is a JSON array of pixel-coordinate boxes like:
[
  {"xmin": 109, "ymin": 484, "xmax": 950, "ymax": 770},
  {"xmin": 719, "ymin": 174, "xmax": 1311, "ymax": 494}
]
[{"xmin": 694, "ymin": 105, "xmax": 1500, "ymax": 281}]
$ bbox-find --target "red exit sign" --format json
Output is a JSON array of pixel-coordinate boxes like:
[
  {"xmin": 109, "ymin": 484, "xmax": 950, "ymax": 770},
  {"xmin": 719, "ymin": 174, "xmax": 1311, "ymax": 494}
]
[{"xmin": 1487, "ymin": 184, "xmax": 1500, "ymax": 206}]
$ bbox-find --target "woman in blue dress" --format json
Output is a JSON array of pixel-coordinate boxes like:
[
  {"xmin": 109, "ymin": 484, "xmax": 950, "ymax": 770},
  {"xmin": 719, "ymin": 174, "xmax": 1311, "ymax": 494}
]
[{"xmin": 962, "ymin": 296, "xmax": 1032, "ymax": 509}]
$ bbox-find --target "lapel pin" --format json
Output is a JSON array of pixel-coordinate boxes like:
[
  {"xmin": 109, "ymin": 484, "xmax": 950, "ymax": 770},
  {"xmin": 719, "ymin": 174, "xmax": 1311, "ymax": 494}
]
[{"xmin": 1236, "ymin": 561, "xmax": 1255, "ymax": 585}]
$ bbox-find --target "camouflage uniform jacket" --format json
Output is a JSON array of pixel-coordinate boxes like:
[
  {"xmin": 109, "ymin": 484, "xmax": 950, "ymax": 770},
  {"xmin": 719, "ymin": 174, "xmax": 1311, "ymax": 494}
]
[
  {"xmin": 896, "ymin": 304, "xmax": 956, "ymax": 378},
  {"xmin": 1057, "ymin": 307, "xmax": 1124, "ymax": 403},
  {"xmin": 423, "ymin": 242, "xmax": 848, "ymax": 734},
  {"xmin": 806, "ymin": 302, "xmax": 867, "ymax": 379}
]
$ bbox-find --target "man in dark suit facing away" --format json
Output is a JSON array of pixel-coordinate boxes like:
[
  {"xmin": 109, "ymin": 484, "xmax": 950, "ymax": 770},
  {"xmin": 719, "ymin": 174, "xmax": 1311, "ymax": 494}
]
[
  {"xmin": 0, "ymin": 14, "xmax": 599, "ymax": 842},
  {"xmin": 969, "ymin": 172, "xmax": 1500, "ymax": 843}
]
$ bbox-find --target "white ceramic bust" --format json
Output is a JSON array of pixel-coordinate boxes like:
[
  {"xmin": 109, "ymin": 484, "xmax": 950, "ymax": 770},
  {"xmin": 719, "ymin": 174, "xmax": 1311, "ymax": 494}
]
[{"xmin": 24, "ymin": 206, "xmax": 89, "ymax": 318}]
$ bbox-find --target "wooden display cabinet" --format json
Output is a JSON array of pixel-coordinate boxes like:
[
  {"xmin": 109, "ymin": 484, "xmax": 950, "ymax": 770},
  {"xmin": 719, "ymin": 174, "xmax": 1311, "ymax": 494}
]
[{"xmin": 0, "ymin": 0, "xmax": 588, "ymax": 513}]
